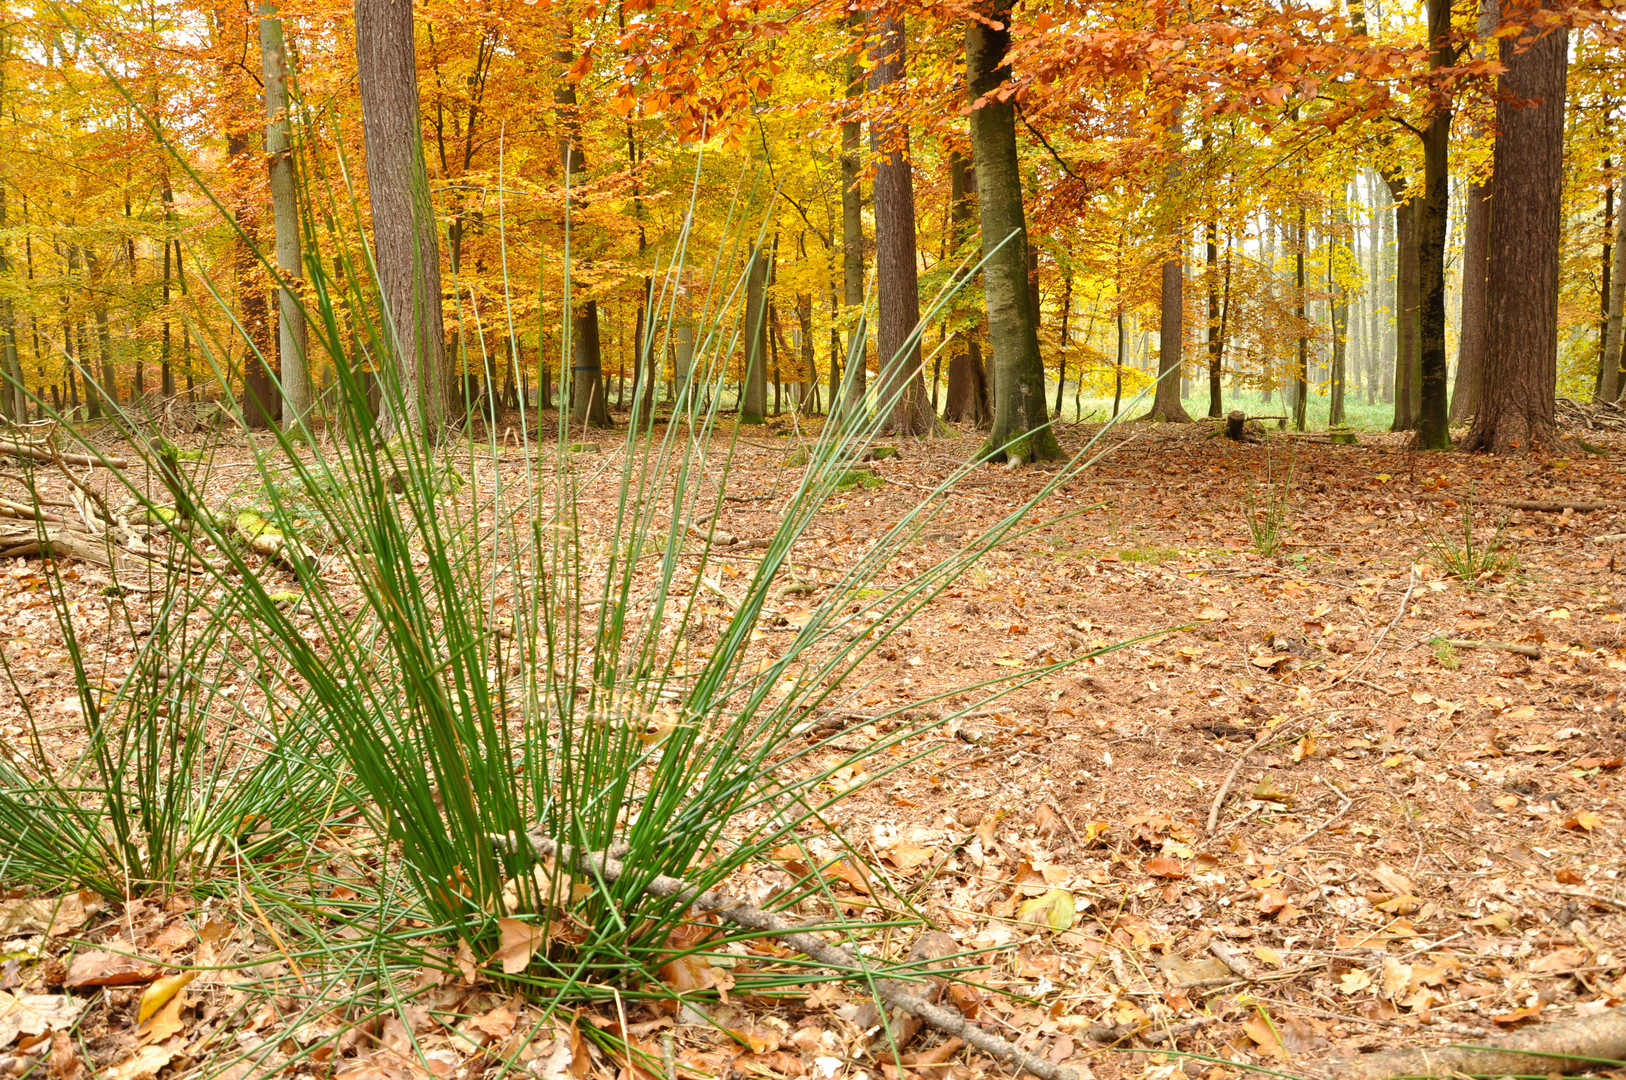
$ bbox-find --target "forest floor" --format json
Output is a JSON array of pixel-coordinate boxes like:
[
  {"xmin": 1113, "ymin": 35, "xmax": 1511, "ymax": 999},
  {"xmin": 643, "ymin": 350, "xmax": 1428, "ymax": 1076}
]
[{"xmin": 2, "ymin": 412, "xmax": 1625, "ymax": 1080}]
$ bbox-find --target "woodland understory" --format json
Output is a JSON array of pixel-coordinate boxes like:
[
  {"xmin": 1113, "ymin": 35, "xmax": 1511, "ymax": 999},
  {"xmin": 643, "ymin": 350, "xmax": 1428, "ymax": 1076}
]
[{"xmin": 1, "ymin": 409, "xmax": 1624, "ymax": 1080}]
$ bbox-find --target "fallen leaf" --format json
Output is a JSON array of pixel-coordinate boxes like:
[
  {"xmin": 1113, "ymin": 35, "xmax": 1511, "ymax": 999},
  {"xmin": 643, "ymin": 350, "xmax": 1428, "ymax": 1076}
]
[
  {"xmin": 138, "ymin": 991, "xmax": 187, "ymax": 1046},
  {"xmin": 492, "ymin": 918, "xmax": 544, "ymax": 975},
  {"xmin": 1339, "ymin": 969, "xmax": 1372, "ymax": 995},
  {"xmin": 1015, "ymin": 889, "xmax": 1075, "ymax": 932},
  {"xmin": 0, "ymin": 893, "xmax": 101, "ymax": 938},
  {"xmin": 1144, "ymin": 856, "xmax": 1186, "ymax": 879},
  {"xmin": 1242, "ymin": 1011, "xmax": 1290, "ymax": 1062},
  {"xmin": 50, "ymin": 1031, "xmax": 80, "ymax": 1080},
  {"xmin": 1563, "ymin": 811, "xmax": 1602, "ymax": 832},
  {"xmin": 0, "ymin": 994, "xmax": 87, "ymax": 1050},
  {"xmin": 66, "ymin": 951, "xmax": 163, "ymax": 990},
  {"xmin": 1371, "ymin": 865, "xmax": 1417, "ymax": 897},
  {"xmin": 1528, "ymin": 947, "xmax": 1589, "ymax": 974},
  {"xmin": 106, "ymin": 1045, "xmax": 179, "ymax": 1080},
  {"xmin": 137, "ymin": 972, "xmax": 197, "ymax": 1027},
  {"xmin": 1492, "ymin": 1003, "xmax": 1544, "ymax": 1026}
]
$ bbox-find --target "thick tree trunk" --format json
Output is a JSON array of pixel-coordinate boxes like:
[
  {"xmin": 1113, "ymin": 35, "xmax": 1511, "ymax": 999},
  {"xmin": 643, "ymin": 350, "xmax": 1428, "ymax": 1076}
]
[
  {"xmin": 260, "ymin": 1, "xmax": 311, "ymax": 430},
  {"xmin": 840, "ymin": 11, "xmax": 867, "ymax": 416},
  {"xmin": 356, "ymin": 0, "xmax": 448, "ymax": 440},
  {"xmin": 1413, "ymin": 0, "xmax": 1454, "ymax": 449},
  {"xmin": 967, "ymin": 0, "xmax": 1060, "ymax": 462},
  {"xmin": 1054, "ymin": 270, "xmax": 1070, "ymax": 417},
  {"xmin": 740, "ymin": 247, "xmax": 768, "ymax": 422},
  {"xmin": 867, "ymin": 14, "xmax": 933, "ymax": 437},
  {"xmin": 1464, "ymin": 13, "xmax": 1568, "ymax": 453},
  {"xmin": 943, "ymin": 150, "xmax": 989, "ymax": 426}
]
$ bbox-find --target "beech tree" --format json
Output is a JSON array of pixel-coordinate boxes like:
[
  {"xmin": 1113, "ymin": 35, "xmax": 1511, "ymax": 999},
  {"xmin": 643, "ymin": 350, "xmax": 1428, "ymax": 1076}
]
[
  {"xmin": 259, "ymin": 0, "xmax": 310, "ymax": 430},
  {"xmin": 967, "ymin": 0, "xmax": 1059, "ymax": 463}
]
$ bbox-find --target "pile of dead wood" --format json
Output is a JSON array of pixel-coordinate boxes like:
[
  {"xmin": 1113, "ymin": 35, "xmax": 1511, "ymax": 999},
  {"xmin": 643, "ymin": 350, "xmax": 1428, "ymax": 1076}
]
[{"xmin": 1556, "ymin": 396, "xmax": 1626, "ymax": 431}]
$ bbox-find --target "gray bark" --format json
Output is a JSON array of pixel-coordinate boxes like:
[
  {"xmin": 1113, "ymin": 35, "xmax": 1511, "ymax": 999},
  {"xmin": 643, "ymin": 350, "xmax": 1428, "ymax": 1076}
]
[
  {"xmin": 1600, "ymin": 189, "xmax": 1626, "ymax": 401},
  {"xmin": 840, "ymin": 11, "xmax": 866, "ymax": 415},
  {"xmin": 260, "ymin": 2, "xmax": 312, "ymax": 430},
  {"xmin": 967, "ymin": 0, "xmax": 1060, "ymax": 462},
  {"xmin": 741, "ymin": 246, "xmax": 768, "ymax": 422}
]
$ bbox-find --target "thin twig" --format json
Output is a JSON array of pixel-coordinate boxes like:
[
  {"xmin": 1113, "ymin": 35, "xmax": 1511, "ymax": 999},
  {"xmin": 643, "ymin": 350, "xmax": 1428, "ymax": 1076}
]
[
  {"xmin": 519, "ymin": 835, "xmax": 1083, "ymax": 1080},
  {"xmin": 1206, "ymin": 730, "xmax": 1266, "ymax": 834},
  {"xmin": 1320, "ymin": 569, "xmax": 1417, "ymax": 692}
]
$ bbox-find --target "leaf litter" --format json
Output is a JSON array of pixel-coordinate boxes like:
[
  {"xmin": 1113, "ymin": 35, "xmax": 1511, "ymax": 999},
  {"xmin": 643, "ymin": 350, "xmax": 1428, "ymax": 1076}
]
[{"xmin": 1, "ymin": 419, "xmax": 1624, "ymax": 1080}]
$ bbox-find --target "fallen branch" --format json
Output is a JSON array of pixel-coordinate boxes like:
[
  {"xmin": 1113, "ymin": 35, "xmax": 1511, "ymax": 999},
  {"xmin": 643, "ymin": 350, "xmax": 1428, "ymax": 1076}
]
[
  {"xmin": 521, "ymin": 834, "xmax": 1083, "ymax": 1080},
  {"xmin": 1327, "ymin": 1004, "xmax": 1626, "ymax": 1080},
  {"xmin": 1590, "ymin": 533, "xmax": 1626, "ymax": 544},
  {"xmin": 1434, "ymin": 638, "xmax": 1541, "ymax": 659},
  {"xmin": 0, "ymin": 438, "xmax": 129, "ymax": 470},
  {"xmin": 1407, "ymin": 493, "xmax": 1618, "ymax": 513},
  {"xmin": 0, "ymin": 522, "xmax": 116, "ymax": 567}
]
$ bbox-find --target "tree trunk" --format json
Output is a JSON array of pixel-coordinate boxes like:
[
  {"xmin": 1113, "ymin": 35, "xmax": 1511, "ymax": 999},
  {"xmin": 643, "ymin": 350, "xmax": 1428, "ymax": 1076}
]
[
  {"xmin": 0, "ymin": 185, "xmax": 24, "ymax": 420},
  {"xmin": 1054, "ymin": 269, "xmax": 1070, "ymax": 417},
  {"xmin": 867, "ymin": 14, "xmax": 933, "ymax": 437},
  {"xmin": 1452, "ymin": 0, "xmax": 1499, "ymax": 422},
  {"xmin": 943, "ymin": 149, "xmax": 989, "ymax": 426},
  {"xmin": 1464, "ymin": 12, "xmax": 1568, "ymax": 453},
  {"xmin": 967, "ymin": 0, "xmax": 1060, "ymax": 462},
  {"xmin": 260, "ymin": 1, "xmax": 311, "ymax": 430},
  {"xmin": 356, "ymin": 0, "xmax": 448, "ymax": 440},
  {"xmin": 1330, "ymin": 193, "xmax": 1350, "ymax": 428},
  {"xmin": 741, "ymin": 246, "xmax": 768, "ymax": 422},
  {"xmin": 797, "ymin": 290, "xmax": 820, "ymax": 414},
  {"xmin": 840, "ymin": 11, "xmax": 867, "ymax": 416},
  {"xmin": 1598, "ymin": 166, "xmax": 1626, "ymax": 400},
  {"xmin": 1388, "ymin": 186, "xmax": 1419, "ymax": 429},
  {"xmin": 1413, "ymin": 0, "xmax": 1454, "ymax": 449},
  {"xmin": 1294, "ymin": 205, "xmax": 1308, "ymax": 431},
  {"xmin": 1206, "ymin": 218, "xmax": 1223, "ymax": 417},
  {"xmin": 552, "ymin": 29, "xmax": 609, "ymax": 429}
]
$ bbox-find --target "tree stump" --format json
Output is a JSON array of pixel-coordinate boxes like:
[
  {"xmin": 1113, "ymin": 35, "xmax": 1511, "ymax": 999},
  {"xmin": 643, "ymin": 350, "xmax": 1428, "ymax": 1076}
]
[{"xmin": 1225, "ymin": 410, "xmax": 1247, "ymax": 442}]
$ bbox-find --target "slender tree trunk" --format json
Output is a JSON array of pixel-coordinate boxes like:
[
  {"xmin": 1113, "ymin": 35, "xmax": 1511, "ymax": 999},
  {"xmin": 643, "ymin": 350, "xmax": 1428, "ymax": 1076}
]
[
  {"xmin": 943, "ymin": 149, "xmax": 989, "ymax": 426},
  {"xmin": 1387, "ymin": 186, "xmax": 1419, "ymax": 428},
  {"xmin": 840, "ymin": 11, "xmax": 867, "ymax": 416},
  {"xmin": 260, "ymin": 2, "xmax": 311, "ymax": 429},
  {"xmin": 967, "ymin": 0, "xmax": 1059, "ymax": 461},
  {"xmin": 1598, "ymin": 174, "xmax": 1626, "ymax": 401},
  {"xmin": 1206, "ymin": 218, "xmax": 1223, "ymax": 417},
  {"xmin": 356, "ymin": 0, "xmax": 448, "ymax": 440},
  {"xmin": 797, "ymin": 290, "xmax": 819, "ymax": 414},
  {"xmin": 1330, "ymin": 195, "xmax": 1350, "ymax": 427},
  {"xmin": 0, "ymin": 186, "xmax": 23, "ymax": 419},
  {"xmin": 1412, "ymin": 0, "xmax": 1454, "ymax": 448},
  {"xmin": 1147, "ymin": 119, "xmax": 1192, "ymax": 423},
  {"xmin": 1054, "ymin": 270, "xmax": 1070, "ymax": 417},
  {"xmin": 866, "ymin": 14, "xmax": 932, "ymax": 437},
  {"xmin": 1294, "ymin": 205, "xmax": 1309, "ymax": 430},
  {"xmin": 1453, "ymin": 0, "xmax": 1499, "ymax": 421},
  {"xmin": 741, "ymin": 246, "xmax": 768, "ymax": 422},
  {"xmin": 551, "ymin": 28, "xmax": 609, "ymax": 429},
  {"xmin": 1464, "ymin": 11, "xmax": 1568, "ymax": 453}
]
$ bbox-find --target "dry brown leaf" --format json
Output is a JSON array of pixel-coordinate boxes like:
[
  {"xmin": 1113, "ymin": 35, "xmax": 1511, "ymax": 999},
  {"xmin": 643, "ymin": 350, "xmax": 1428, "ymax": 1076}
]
[
  {"xmin": 492, "ymin": 918, "xmax": 543, "ymax": 975},
  {"xmin": 1492, "ymin": 1003, "xmax": 1544, "ymax": 1026},
  {"xmin": 105, "ymin": 1045, "xmax": 179, "ymax": 1080},
  {"xmin": 0, "ymin": 994, "xmax": 87, "ymax": 1050},
  {"xmin": 48, "ymin": 1032, "xmax": 79, "ymax": 1080},
  {"xmin": 465, "ymin": 1003, "xmax": 518, "ymax": 1043},
  {"xmin": 1371, "ymin": 864, "xmax": 1416, "ymax": 897},
  {"xmin": 1144, "ymin": 856, "xmax": 1186, "ymax": 880},
  {"xmin": 1241, "ymin": 1012, "xmax": 1290, "ymax": 1062},
  {"xmin": 64, "ymin": 951, "xmax": 161, "ymax": 990},
  {"xmin": 1528, "ymin": 947, "xmax": 1589, "ymax": 974},
  {"xmin": 335, "ymin": 1052, "xmax": 431, "ymax": 1080}
]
